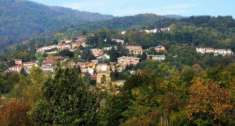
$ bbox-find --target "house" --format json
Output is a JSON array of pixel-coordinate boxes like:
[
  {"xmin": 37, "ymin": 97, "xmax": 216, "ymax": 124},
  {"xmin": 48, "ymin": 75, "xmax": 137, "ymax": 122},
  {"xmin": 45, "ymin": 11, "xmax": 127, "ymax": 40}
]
[
  {"xmin": 91, "ymin": 48, "xmax": 104, "ymax": 57},
  {"xmin": 143, "ymin": 29, "xmax": 158, "ymax": 34},
  {"xmin": 126, "ymin": 45, "xmax": 143, "ymax": 56},
  {"xmin": 5, "ymin": 59, "xmax": 22, "ymax": 73},
  {"xmin": 15, "ymin": 59, "xmax": 23, "ymax": 66},
  {"xmin": 77, "ymin": 62, "xmax": 96, "ymax": 76},
  {"xmin": 6, "ymin": 65, "xmax": 23, "ymax": 73},
  {"xmin": 112, "ymin": 39, "xmax": 125, "ymax": 45},
  {"xmin": 147, "ymin": 55, "xmax": 166, "ymax": 61},
  {"xmin": 160, "ymin": 27, "xmax": 171, "ymax": 32},
  {"xmin": 23, "ymin": 61, "xmax": 38, "ymax": 73},
  {"xmin": 73, "ymin": 36, "xmax": 87, "ymax": 48},
  {"xmin": 41, "ymin": 56, "xmax": 64, "ymax": 72},
  {"xmin": 196, "ymin": 47, "xmax": 234, "ymax": 56},
  {"xmin": 121, "ymin": 31, "xmax": 126, "ymax": 35},
  {"xmin": 154, "ymin": 45, "xmax": 166, "ymax": 53},
  {"xmin": 6, "ymin": 59, "xmax": 39, "ymax": 74},
  {"xmin": 58, "ymin": 43, "xmax": 72, "ymax": 51},
  {"xmin": 117, "ymin": 56, "xmax": 140, "ymax": 67},
  {"xmin": 214, "ymin": 49, "xmax": 233, "ymax": 56},
  {"xmin": 36, "ymin": 45, "xmax": 58, "ymax": 54}
]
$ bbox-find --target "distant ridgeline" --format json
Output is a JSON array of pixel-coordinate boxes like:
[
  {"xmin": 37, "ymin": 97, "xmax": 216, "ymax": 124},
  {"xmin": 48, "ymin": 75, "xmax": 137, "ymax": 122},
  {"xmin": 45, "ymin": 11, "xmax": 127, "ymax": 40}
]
[{"xmin": 0, "ymin": 0, "xmax": 113, "ymax": 48}]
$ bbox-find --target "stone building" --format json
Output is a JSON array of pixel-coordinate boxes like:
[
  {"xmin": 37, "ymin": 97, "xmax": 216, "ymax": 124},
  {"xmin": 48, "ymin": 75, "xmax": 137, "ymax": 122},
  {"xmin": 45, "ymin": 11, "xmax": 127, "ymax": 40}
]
[
  {"xmin": 126, "ymin": 45, "xmax": 143, "ymax": 56},
  {"xmin": 96, "ymin": 64, "xmax": 112, "ymax": 89}
]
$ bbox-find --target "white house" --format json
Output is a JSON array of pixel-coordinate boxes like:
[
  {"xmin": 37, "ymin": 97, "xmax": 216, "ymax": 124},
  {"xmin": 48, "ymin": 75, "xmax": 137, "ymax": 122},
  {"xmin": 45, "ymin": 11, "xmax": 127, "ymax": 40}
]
[
  {"xmin": 112, "ymin": 39, "xmax": 125, "ymax": 45},
  {"xmin": 196, "ymin": 47, "xmax": 234, "ymax": 56}
]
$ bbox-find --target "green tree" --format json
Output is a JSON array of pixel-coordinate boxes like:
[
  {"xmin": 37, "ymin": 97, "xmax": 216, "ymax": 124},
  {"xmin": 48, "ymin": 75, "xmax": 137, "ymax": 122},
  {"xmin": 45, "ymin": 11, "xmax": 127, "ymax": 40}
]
[{"xmin": 30, "ymin": 68, "xmax": 99, "ymax": 126}]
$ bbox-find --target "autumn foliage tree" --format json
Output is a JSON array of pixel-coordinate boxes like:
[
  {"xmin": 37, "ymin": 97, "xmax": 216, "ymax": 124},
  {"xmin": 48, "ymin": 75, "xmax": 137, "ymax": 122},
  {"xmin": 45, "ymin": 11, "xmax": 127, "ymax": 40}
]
[
  {"xmin": 0, "ymin": 99, "xmax": 31, "ymax": 126},
  {"xmin": 186, "ymin": 78, "xmax": 233, "ymax": 125}
]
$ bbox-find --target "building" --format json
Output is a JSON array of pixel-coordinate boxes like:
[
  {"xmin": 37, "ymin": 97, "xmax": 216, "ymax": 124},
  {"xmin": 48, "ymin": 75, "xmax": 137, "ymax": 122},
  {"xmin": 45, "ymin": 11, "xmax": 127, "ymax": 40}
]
[
  {"xmin": 91, "ymin": 48, "xmax": 104, "ymax": 57},
  {"xmin": 72, "ymin": 36, "xmax": 87, "ymax": 49},
  {"xmin": 126, "ymin": 45, "xmax": 143, "ymax": 56},
  {"xmin": 147, "ymin": 55, "xmax": 166, "ymax": 61},
  {"xmin": 6, "ymin": 59, "xmax": 39, "ymax": 73},
  {"xmin": 142, "ymin": 27, "xmax": 170, "ymax": 34},
  {"xmin": 160, "ymin": 27, "xmax": 171, "ymax": 32},
  {"xmin": 23, "ymin": 61, "xmax": 38, "ymax": 73},
  {"xmin": 154, "ymin": 45, "xmax": 166, "ymax": 53},
  {"xmin": 36, "ymin": 45, "xmax": 58, "ymax": 54},
  {"xmin": 58, "ymin": 42, "xmax": 72, "ymax": 51},
  {"xmin": 143, "ymin": 29, "xmax": 158, "ymax": 34},
  {"xmin": 112, "ymin": 39, "xmax": 125, "ymax": 45},
  {"xmin": 96, "ymin": 64, "xmax": 112, "ymax": 89},
  {"xmin": 196, "ymin": 48, "xmax": 234, "ymax": 56},
  {"xmin": 6, "ymin": 59, "xmax": 23, "ymax": 73},
  {"xmin": 121, "ymin": 31, "xmax": 126, "ymax": 35},
  {"xmin": 77, "ymin": 62, "xmax": 96, "ymax": 76},
  {"xmin": 41, "ymin": 56, "xmax": 64, "ymax": 72},
  {"xmin": 117, "ymin": 56, "xmax": 140, "ymax": 67},
  {"xmin": 14, "ymin": 59, "xmax": 23, "ymax": 66},
  {"xmin": 6, "ymin": 65, "xmax": 23, "ymax": 73}
]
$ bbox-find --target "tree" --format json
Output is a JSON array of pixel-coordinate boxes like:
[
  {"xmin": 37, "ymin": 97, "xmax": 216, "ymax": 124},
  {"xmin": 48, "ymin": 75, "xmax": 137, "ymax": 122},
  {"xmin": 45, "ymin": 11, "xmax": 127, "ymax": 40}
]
[
  {"xmin": 0, "ymin": 99, "xmax": 31, "ymax": 126},
  {"xmin": 186, "ymin": 78, "xmax": 233, "ymax": 125},
  {"xmin": 30, "ymin": 68, "xmax": 99, "ymax": 126}
]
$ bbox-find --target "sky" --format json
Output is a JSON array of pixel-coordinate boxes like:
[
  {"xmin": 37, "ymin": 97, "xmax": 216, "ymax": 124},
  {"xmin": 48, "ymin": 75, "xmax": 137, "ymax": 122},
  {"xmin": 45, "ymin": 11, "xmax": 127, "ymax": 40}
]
[{"xmin": 30, "ymin": 0, "xmax": 235, "ymax": 17}]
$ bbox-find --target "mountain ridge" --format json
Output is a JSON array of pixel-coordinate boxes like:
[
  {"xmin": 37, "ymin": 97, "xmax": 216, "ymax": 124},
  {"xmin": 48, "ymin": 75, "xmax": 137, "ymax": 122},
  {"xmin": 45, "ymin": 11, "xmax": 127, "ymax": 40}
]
[{"xmin": 0, "ymin": 0, "xmax": 113, "ymax": 47}]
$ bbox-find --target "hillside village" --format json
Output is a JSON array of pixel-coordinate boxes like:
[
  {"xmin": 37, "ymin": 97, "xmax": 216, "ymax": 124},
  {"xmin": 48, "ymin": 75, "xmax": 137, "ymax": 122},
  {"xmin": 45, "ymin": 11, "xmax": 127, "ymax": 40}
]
[
  {"xmin": 5, "ymin": 27, "xmax": 235, "ymax": 93},
  {"xmin": 1, "ymin": 1, "xmax": 235, "ymax": 125}
]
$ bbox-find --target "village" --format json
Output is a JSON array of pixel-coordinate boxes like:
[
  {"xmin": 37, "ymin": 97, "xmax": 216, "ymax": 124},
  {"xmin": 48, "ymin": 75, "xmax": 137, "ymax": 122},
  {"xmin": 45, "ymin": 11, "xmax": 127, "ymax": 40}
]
[{"xmin": 5, "ymin": 28, "xmax": 235, "ymax": 93}]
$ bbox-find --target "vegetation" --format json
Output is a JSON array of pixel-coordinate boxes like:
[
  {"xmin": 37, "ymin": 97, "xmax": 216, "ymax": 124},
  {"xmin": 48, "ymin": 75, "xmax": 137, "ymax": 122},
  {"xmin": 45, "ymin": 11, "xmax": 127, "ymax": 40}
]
[
  {"xmin": 0, "ymin": 61, "xmax": 235, "ymax": 126},
  {"xmin": 0, "ymin": 0, "xmax": 112, "ymax": 48},
  {"xmin": 0, "ymin": 11, "xmax": 235, "ymax": 126}
]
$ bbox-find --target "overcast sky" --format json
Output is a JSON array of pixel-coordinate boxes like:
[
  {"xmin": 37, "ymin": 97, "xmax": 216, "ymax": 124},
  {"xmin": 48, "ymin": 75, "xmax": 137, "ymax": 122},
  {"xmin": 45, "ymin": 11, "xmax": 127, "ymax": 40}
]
[{"xmin": 30, "ymin": 0, "xmax": 235, "ymax": 17}]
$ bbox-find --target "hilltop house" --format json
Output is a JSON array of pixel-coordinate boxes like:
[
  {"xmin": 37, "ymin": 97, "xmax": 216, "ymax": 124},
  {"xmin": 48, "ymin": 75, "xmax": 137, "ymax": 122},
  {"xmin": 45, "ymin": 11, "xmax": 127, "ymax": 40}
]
[
  {"xmin": 36, "ymin": 45, "xmax": 58, "ymax": 54},
  {"xmin": 143, "ymin": 29, "xmax": 158, "ymax": 34},
  {"xmin": 112, "ymin": 39, "xmax": 125, "ymax": 45},
  {"xmin": 126, "ymin": 45, "xmax": 143, "ymax": 56},
  {"xmin": 196, "ymin": 48, "xmax": 234, "ymax": 56},
  {"xmin": 6, "ymin": 59, "xmax": 38, "ymax": 73},
  {"xmin": 41, "ymin": 56, "xmax": 64, "ymax": 72},
  {"xmin": 121, "ymin": 31, "xmax": 126, "ymax": 35},
  {"xmin": 142, "ymin": 27, "xmax": 171, "ymax": 34},
  {"xmin": 117, "ymin": 56, "xmax": 140, "ymax": 68},
  {"xmin": 154, "ymin": 45, "xmax": 166, "ymax": 53},
  {"xmin": 23, "ymin": 61, "xmax": 38, "ymax": 73},
  {"xmin": 72, "ymin": 36, "xmax": 87, "ymax": 49},
  {"xmin": 77, "ymin": 62, "xmax": 96, "ymax": 76},
  {"xmin": 147, "ymin": 55, "xmax": 166, "ymax": 61}
]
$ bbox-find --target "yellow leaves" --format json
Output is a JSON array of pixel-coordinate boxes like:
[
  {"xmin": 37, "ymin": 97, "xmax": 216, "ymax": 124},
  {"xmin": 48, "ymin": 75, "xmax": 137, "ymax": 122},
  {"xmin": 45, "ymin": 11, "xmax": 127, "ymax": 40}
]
[
  {"xmin": 186, "ymin": 78, "xmax": 233, "ymax": 120},
  {"xmin": 0, "ymin": 99, "xmax": 30, "ymax": 126}
]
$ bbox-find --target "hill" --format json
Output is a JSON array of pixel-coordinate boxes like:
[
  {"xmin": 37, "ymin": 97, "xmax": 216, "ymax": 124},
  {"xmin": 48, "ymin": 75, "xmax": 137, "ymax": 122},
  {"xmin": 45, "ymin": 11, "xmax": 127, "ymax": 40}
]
[
  {"xmin": 0, "ymin": 0, "xmax": 113, "ymax": 47},
  {"xmin": 64, "ymin": 14, "xmax": 179, "ymax": 32}
]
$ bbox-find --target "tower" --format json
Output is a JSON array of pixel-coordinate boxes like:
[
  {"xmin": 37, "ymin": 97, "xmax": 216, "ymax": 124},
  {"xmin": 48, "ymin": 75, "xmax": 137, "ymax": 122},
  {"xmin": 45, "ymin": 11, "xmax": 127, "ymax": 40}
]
[{"xmin": 96, "ymin": 64, "xmax": 111, "ymax": 89}]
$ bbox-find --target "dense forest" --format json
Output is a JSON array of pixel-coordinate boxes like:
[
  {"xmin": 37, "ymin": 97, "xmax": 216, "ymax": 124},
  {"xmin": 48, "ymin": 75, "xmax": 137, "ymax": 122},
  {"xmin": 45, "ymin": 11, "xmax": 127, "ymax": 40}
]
[
  {"xmin": 0, "ymin": 0, "xmax": 113, "ymax": 47},
  {"xmin": 0, "ymin": 8, "xmax": 235, "ymax": 126}
]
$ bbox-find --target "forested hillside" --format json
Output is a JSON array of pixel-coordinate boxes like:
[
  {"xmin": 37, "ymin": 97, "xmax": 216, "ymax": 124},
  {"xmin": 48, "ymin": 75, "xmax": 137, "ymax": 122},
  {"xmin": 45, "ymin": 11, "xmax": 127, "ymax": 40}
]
[
  {"xmin": 0, "ymin": 1, "xmax": 235, "ymax": 125},
  {"xmin": 0, "ymin": 0, "xmax": 112, "ymax": 47}
]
